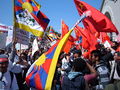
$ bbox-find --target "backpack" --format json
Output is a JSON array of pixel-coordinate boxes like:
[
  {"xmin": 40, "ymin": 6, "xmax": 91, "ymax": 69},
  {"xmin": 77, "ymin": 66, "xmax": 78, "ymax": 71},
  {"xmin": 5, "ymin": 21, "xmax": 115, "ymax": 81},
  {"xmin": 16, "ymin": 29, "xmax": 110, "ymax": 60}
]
[
  {"xmin": 95, "ymin": 63, "xmax": 110, "ymax": 86},
  {"xmin": 62, "ymin": 73, "xmax": 86, "ymax": 90}
]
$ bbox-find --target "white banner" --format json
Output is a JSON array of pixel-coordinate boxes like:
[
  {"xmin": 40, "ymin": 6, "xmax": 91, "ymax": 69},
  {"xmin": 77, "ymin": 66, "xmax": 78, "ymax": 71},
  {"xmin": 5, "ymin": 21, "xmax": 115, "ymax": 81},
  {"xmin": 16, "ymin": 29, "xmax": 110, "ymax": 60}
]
[
  {"xmin": 21, "ymin": 44, "xmax": 28, "ymax": 50},
  {"xmin": 32, "ymin": 38, "xmax": 39, "ymax": 56},
  {"xmin": 0, "ymin": 24, "xmax": 13, "ymax": 31},
  {"xmin": 104, "ymin": 40, "xmax": 111, "ymax": 48}
]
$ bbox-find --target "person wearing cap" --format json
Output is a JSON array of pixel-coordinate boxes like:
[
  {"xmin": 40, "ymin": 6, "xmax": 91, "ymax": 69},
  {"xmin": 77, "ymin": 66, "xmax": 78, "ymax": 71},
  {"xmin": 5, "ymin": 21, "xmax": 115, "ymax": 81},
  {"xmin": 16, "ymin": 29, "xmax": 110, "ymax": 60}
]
[{"xmin": 0, "ymin": 54, "xmax": 18, "ymax": 90}]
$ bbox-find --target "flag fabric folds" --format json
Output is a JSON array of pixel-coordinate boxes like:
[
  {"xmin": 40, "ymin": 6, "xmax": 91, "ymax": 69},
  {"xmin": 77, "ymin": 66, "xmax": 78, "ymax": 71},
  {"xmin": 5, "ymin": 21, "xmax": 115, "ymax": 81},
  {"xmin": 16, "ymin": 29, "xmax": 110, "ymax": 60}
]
[
  {"xmin": 48, "ymin": 26, "xmax": 56, "ymax": 39},
  {"xmin": 74, "ymin": 0, "xmax": 119, "ymax": 34},
  {"xmin": 100, "ymin": 32, "xmax": 111, "ymax": 44},
  {"xmin": 61, "ymin": 20, "xmax": 75, "ymax": 53},
  {"xmin": 32, "ymin": 38, "xmax": 39, "ymax": 56},
  {"xmin": 47, "ymin": 26, "xmax": 57, "ymax": 42},
  {"xmin": 26, "ymin": 29, "xmax": 73, "ymax": 89},
  {"xmin": 74, "ymin": 25, "xmax": 98, "ymax": 51},
  {"xmin": 61, "ymin": 20, "xmax": 69, "ymax": 38},
  {"xmin": 74, "ymin": 26, "xmax": 90, "ymax": 49},
  {"xmin": 14, "ymin": 0, "xmax": 50, "ymax": 37}
]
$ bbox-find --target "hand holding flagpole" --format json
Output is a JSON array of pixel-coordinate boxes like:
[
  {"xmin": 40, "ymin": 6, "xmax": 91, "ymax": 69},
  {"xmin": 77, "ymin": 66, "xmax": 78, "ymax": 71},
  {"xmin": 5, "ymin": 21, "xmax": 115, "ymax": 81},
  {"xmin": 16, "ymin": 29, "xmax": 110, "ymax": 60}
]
[{"xmin": 71, "ymin": 10, "xmax": 91, "ymax": 30}]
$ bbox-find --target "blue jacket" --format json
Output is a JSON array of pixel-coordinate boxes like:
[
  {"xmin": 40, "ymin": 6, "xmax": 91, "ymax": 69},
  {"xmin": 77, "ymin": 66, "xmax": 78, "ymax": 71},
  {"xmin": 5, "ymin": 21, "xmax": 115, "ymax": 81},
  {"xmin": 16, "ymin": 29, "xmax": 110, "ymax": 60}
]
[{"xmin": 62, "ymin": 72, "xmax": 85, "ymax": 90}]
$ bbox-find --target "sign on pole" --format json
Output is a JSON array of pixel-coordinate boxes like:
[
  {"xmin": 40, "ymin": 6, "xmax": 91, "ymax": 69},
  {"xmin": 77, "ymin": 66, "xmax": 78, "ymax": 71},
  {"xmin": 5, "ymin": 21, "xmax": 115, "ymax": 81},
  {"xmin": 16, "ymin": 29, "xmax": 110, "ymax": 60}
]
[{"xmin": 15, "ymin": 28, "xmax": 29, "ymax": 45}]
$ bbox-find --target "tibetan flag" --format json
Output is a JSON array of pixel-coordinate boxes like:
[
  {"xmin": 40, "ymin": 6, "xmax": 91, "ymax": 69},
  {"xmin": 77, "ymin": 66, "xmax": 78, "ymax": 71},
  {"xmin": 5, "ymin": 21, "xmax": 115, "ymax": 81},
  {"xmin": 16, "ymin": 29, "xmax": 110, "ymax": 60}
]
[
  {"xmin": 74, "ymin": 0, "xmax": 119, "ymax": 34},
  {"xmin": 47, "ymin": 26, "xmax": 57, "ymax": 41},
  {"xmin": 14, "ymin": 0, "xmax": 50, "ymax": 37},
  {"xmin": 26, "ymin": 29, "xmax": 73, "ymax": 89},
  {"xmin": 48, "ymin": 26, "xmax": 56, "ymax": 38}
]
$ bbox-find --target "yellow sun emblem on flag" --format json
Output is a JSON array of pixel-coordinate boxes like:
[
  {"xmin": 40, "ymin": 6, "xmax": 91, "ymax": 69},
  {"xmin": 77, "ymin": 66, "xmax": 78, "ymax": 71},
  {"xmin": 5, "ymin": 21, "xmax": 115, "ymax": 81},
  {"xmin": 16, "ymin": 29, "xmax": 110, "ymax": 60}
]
[
  {"xmin": 35, "ymin": 54, "xmax": 46, "ymax": 66},
  {"xmin": 79, "ymin": 3, "xmax": 84, "ymax": 10},
  {"xmin": 22, "ymin": 2, "xmax": 33, "ymax": 13}
]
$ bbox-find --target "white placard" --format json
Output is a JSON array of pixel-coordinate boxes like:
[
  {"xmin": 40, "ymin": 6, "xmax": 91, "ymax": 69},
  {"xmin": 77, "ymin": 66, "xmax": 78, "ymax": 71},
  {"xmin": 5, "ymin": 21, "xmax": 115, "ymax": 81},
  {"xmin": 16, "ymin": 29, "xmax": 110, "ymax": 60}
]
[{"xmin": 104, "ymin": 40, "xmax": 111, "ymax": 48}]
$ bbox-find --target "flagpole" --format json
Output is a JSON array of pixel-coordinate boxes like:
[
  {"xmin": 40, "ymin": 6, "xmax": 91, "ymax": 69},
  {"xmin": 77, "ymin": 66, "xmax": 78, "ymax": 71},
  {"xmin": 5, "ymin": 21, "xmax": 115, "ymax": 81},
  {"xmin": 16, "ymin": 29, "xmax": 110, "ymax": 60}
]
[
  {"xmin": 71, "ymin": 11, "xmax": 91, "ymax": 30},
  {"xmin": 12, "ymin": 0, "xmax": 17, "ymax": 50},
  {"xmin": 70, "ymin": 11, "xmax": 90, "ymax": 53}
]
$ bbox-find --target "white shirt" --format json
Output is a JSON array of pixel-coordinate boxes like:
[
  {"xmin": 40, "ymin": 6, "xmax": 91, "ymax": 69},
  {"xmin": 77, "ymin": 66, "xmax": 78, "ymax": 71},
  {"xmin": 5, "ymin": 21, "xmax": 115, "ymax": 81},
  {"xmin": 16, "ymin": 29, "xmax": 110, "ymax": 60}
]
[
  {"xmin": 61, "ymin": 58, "xmax": 69, "ymax": 75},
  {"xmin": 0, "ymin": 71, "xmax": 18, "ymax": 90},
  {"xmin": 110, "ymin": 61, "xmax": 120, "ymax": 80}
]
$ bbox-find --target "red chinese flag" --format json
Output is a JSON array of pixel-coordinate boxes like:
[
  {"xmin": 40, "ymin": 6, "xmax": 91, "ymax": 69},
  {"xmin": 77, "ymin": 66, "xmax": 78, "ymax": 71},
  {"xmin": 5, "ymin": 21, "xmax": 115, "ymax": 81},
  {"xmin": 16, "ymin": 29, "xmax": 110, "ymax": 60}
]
[
  {"xmin": 74, "ymin": 26, "xmax": 82, "ymax": 41},
  {"xmin": 61, "ymin": 20, "xmax": 69, "ymax": 38},
  {"xmin": 74, "ymin": 26, "xmax": 90, "ymax": 49},
  {"xmin": 74, "ymin": 25, "xmax": 98, "ymax": 51},
  {"xmin": 82, "ymin": 38, "xmax": 90, "ymax": 50},
  {"xmin": 63, "ymin": 40, "xmax": 74, "ymax": 53},
  {"xmin": 74, "ymin": 0, "xmax": 119, "ymax": 34},
  {"xmin": 61, "ymin": 20, "xmax": 74, "ymax": 53},
  {"xmin": 100, "ymin": 32, "xmax": 111, "ymax": 44}
]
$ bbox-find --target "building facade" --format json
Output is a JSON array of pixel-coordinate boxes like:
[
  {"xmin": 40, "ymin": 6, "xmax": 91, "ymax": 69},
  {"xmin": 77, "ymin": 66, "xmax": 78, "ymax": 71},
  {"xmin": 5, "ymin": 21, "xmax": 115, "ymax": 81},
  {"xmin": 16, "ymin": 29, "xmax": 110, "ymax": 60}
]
[{"xmin": 100, "ymin": 0, "xmax": 120, "ymax": 40}]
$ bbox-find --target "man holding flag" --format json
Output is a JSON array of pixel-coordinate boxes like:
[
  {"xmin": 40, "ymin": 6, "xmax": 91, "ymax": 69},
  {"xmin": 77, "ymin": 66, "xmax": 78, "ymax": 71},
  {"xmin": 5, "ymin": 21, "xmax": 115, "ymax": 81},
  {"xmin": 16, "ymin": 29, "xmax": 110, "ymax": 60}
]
[{"xmin": 25, "ymin": 10, "xmax": 89, "ymax": 89}]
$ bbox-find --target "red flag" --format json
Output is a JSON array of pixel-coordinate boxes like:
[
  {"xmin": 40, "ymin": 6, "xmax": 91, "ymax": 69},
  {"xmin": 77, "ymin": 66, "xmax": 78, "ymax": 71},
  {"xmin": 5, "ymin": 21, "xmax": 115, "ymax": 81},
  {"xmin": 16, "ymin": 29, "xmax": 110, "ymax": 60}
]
[
  {"xmin": 74, "ymin": 26, "xmax": 90, "ymax": 49},
  {"xmin": 74, "ymin": 0, "xmax": 119, "ymax": 34},
  {"xmin": 100, "ymin": 32, "xmax": 111, "ymax": 44},
  {"xmin": 74, "ymin": 26, "xmax": 81, "ymax": 41},
  {"xmin": 74, "ymin": 25, "xmax": 98, "ymax": 51},
  {"xmin": 61, "ymin": 20, "xmax": 69, "ymax": 38},
  {"xmin": 61, "ymin": 20, "xmax": 75, "ymax": 41},
  {"xmin": 61, "ymin": 20, "xmax": 74, "ymax": 53},
  {"xmin": 63, "ymin": 40, "xmax": 74, "ymax": 53}
]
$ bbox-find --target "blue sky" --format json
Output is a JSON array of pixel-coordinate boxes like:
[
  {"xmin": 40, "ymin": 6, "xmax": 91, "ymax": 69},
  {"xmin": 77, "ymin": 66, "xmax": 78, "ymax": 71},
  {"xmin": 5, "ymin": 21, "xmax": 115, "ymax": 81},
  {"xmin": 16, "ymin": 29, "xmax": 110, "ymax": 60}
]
[{"xmin": 0, "ymin": 0, "xmax": 102, "ymax": 33}]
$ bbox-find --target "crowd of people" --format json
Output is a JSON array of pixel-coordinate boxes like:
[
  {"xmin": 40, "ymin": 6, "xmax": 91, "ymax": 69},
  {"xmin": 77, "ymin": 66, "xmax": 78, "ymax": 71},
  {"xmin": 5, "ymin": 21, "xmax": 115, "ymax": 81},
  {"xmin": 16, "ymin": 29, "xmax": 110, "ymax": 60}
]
[{"xmin": 0, "ymin": 40, "xmax": 120, "ymax": 90}]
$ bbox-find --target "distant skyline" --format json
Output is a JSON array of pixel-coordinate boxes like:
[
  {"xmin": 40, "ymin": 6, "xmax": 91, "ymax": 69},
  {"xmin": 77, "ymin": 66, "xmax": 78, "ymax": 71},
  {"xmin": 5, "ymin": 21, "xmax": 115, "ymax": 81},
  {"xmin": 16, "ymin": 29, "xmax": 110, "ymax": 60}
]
[{"xmin": 0, "ymin": 0, "xmax": 102, "ymax": 33}]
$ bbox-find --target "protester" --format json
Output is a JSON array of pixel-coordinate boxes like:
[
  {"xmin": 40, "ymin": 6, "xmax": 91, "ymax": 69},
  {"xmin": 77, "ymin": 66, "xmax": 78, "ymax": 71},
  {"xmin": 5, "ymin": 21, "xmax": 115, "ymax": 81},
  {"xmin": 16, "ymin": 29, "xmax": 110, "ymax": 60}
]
[
  {"xmin": 61, "ymin": 57, "xmax": 97, "ymax": 90},
  {"xmin": 52, "ymin": 60, "xmax": 62, "ymax": 90},
  {"xmin": 110, "ymin": 51, "xmax": 120, "ymax": 82},
  {"xmin": 111, "ymin": 41, "xmax": 119, "ymax": 51},
  {"xmin": 11, "ymin": 52, "xmax": 30, "ymax": 90},
  {"xmin": 60, "ymin": 53, "xmax": 71, "ymax": 75},
  {"xmin": 90, "ymin": 50, "xmax": 110, "ymax": 90},
  {"xmin": 0, "ymin": 54, "xmax": 18, "ymax": 90},
  {"xmin": 104, "ymin": 51, "xmax": 120, "ymax": 90},
  {"xmin": 61, "ymin": 58, "xmax": 87, "ymax": 90},
  {"xmin": 73, "ymin": 49, "xmax": 82, "ymax": 59}
]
